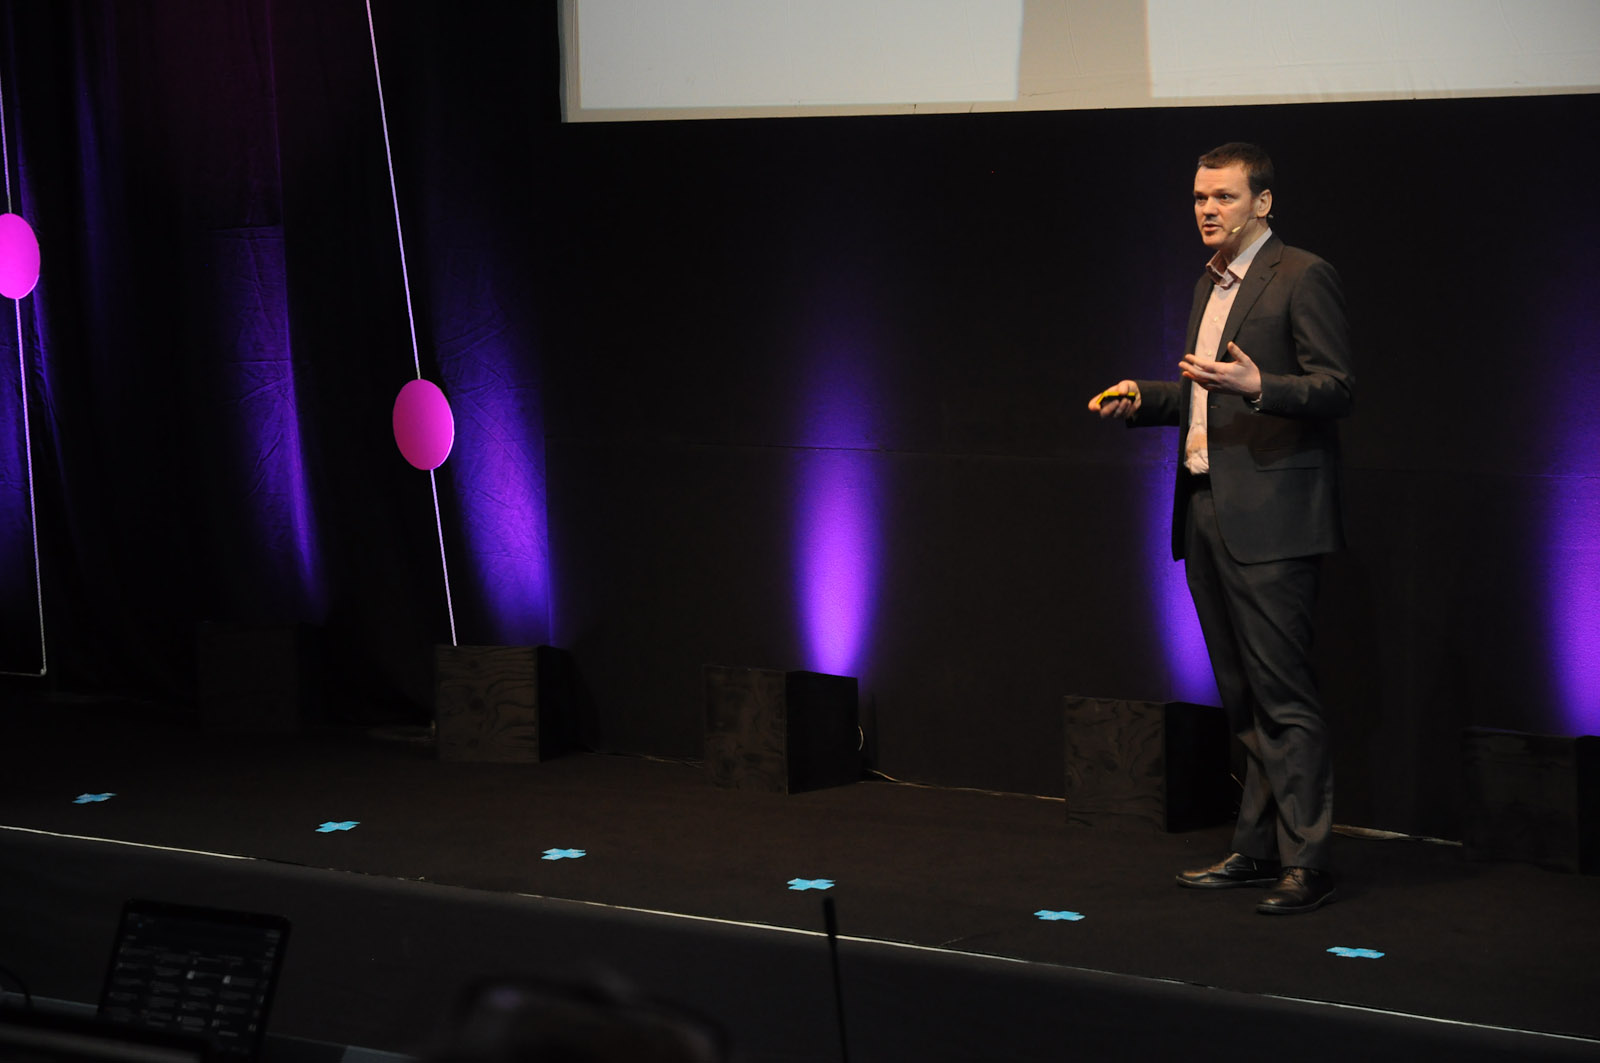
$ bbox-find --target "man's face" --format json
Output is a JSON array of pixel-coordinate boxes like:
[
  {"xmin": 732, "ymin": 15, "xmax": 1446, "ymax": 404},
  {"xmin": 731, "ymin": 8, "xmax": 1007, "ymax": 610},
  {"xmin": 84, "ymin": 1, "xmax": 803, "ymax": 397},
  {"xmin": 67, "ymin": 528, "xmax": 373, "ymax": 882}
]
[{"xmin": 1193, "ymin": 163, "xmax": 1269, "ymax": 255}]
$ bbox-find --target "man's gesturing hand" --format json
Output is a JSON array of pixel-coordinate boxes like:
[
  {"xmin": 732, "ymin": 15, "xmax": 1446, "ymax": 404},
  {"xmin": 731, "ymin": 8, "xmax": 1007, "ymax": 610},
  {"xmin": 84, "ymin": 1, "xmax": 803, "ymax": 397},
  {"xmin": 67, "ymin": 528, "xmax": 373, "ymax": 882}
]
[{"xmin": 1180, "ymin": 342, "xmax": 1262, "ymax": 402}]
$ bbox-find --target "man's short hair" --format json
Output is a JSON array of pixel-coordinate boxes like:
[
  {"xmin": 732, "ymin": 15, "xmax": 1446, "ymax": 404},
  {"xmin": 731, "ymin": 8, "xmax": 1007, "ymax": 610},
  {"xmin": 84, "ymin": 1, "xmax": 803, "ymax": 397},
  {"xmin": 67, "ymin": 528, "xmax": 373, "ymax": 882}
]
[{"xmin": 1197, "ymin": 142, "xmax": 1274, "ymax": 196}]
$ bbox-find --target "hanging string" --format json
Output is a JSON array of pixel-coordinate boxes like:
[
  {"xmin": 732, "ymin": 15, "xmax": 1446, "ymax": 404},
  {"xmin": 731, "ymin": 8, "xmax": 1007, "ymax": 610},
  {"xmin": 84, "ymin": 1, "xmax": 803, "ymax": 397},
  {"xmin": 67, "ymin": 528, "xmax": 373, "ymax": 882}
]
[
  {"xmin": 0, "ymin": 48, "xmax": 48, "ymax": 677},
  {"xmin": 365, "ymin": 0, "xmax": 457, "ymax": 647}
]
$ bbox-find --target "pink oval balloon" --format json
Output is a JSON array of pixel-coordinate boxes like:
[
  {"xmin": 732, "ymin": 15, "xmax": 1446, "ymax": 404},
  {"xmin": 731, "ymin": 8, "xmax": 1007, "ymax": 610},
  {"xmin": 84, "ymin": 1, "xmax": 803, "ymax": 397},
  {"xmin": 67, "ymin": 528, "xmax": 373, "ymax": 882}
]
[
  {"xmin": 393, "ymin": 378, "xmax": 454, "ymax": 470},
  {"xmin": 0, "ymin": 213, "xmax": 40, "ymax": 299}
]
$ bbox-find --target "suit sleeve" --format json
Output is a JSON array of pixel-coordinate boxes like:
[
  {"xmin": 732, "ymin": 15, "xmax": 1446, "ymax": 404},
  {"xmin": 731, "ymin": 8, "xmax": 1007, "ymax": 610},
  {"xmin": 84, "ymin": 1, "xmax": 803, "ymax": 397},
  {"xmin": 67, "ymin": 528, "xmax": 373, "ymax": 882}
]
[
  {"xmin": 1129, "ymin": 380, "xmax": 1181, "ymax": 428},
  {"xmin": 1254, "ymin": 257, "xmax": 1355, "ymax": 419}
]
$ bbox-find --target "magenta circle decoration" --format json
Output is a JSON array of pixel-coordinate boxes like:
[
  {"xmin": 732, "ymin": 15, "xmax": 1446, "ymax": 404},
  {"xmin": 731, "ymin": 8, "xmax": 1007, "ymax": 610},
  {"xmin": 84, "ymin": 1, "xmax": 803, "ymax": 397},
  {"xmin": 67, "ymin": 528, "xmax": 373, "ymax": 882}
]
[
  {"xmin": 0, "ymin": 213, "xmax": 40, "ymax": 300},
  {"xmin": 392, "ymin": 378, "xmax": 455, "ymax": 470}
]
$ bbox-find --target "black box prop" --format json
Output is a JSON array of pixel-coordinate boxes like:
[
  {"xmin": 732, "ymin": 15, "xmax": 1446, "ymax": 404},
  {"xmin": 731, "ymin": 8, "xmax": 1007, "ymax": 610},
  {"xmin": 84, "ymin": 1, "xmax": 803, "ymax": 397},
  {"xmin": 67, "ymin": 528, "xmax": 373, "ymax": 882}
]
[
  {"xmin": 1463, "ymin": 728, "xmax": 1598, "ymax": 874},
  {"xmin": 704, "ymin": 666, "xmax": 860, "ymax": 793},
  {"xmin": 1063, "ymin": 696, "xmax": 1235, "ymax": 832}
]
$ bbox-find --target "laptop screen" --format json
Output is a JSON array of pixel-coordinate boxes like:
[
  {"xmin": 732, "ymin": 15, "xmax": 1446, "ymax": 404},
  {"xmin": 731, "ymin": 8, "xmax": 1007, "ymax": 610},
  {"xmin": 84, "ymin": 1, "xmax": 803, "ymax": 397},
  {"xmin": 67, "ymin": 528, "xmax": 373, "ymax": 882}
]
[{"xmin": 96, "ymin": 900, "xmax": 290, "ymax": 1062}]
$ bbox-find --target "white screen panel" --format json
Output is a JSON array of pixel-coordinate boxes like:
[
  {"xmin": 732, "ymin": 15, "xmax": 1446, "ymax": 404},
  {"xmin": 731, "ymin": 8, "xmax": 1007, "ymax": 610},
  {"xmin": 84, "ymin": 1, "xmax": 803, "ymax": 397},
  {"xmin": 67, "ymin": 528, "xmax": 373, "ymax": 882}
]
[
  {"xmin": 1147, "ymin": 0, "xmax": 1600, "ymax": 100},
  {"xmin": 561, "ymin": 0, "xmax": 1600, "ymax": 122},
  {"xmin": 575, "ymin": 0, "xmax": 1024, "ymax": 109}
]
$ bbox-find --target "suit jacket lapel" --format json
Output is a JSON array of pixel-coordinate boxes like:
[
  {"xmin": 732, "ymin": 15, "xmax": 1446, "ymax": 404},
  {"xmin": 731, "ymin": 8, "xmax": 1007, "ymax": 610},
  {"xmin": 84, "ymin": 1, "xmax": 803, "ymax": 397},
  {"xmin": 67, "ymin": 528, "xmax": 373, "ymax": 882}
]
[
  {"xmin": 1218, "ymin": 235, "xmax": 1282, "ymax": 359},
  {"xmin": 1181, "ymin": 275, "xmax": 1210, "ymax": 425}
]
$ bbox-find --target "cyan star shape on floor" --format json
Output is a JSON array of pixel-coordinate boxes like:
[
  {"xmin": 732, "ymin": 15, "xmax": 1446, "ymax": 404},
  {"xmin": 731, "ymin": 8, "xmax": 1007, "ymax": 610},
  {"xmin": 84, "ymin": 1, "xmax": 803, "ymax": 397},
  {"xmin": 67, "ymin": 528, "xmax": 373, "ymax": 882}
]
[
  {"xmin": 1035, "ymin": 910, "xmax": 1085, "ymax": 921},
  {"xmin": 542, "ymin": 848, "xmax": 586, "ymax": 860},
  {"xmin": 73, "ymin": 793, "xmax": 115, "ymax": 804},
  {"xmin": 787, "ymin": 878, "xmax": 834, "ymax": 891},
  {"xmin": 1327, "ymin": 946, "xmax": 1384, "ymax": 959},
  {"xmin": 316, "ymin": 820, "xmax": 359, "ymax": 832}
]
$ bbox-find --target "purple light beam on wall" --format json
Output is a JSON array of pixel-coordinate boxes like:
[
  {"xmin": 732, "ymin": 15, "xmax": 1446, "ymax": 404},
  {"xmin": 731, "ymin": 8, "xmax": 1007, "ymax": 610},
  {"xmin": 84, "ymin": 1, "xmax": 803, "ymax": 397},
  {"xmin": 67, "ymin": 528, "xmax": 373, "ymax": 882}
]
[
  {"xmin": 794, "ymin": 320, "xmax": 882, "ymax": 679},
  {"xmin": 217, "ymin": 230, "xmax": 324, "ymax": 619},
  {"xmin": 0, "ymin": 292, "xmax": 42, "ymax": 675},
  {"xmin": 1548, "ymin": 476, "xmax": 1600, "ymax": 736},
  {"xmin": 797, "ymin": 448, "xmax": 879, "ymax": 677},
  {"xmin": 237, "ymin": 355, "xmax": 322, "ymax": 613},
  {"xmin": 1144, "ymin": 462, "xmax": 1219, "ymax": 705},
  {"xmin": 442, "ymin": 341, "xmax": 550, "ymax": 646},
  {"xmin": 1549, "ymin": 484, "xmax": 1600, "ymax": 733},
  {"xmin": 1145, "ymin": 292, "xmax": 1217, "ymax": 704},
  {"xmin": 0, "ymin": 68, "xmax": 45, "ymax": 675},
  {"xmin": 1538, "ymin": 269, "xmax": 1600, "ymax": 736}
]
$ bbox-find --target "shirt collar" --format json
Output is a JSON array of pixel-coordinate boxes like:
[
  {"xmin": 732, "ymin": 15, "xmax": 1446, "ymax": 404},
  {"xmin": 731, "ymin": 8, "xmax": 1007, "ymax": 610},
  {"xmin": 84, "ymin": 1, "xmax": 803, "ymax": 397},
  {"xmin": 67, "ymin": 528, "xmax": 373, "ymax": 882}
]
[{"xmin": 1205, "ymin": 227, "xmax": 1271, "ymax": 290}]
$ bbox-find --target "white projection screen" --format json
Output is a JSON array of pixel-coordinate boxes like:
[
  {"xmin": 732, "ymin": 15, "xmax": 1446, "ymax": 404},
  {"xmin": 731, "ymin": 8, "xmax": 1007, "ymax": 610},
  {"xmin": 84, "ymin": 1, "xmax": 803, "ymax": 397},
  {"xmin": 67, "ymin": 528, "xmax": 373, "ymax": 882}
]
[{"xmin": 560, "ymin": 0, "xmax": 1600, "ymax": 122}]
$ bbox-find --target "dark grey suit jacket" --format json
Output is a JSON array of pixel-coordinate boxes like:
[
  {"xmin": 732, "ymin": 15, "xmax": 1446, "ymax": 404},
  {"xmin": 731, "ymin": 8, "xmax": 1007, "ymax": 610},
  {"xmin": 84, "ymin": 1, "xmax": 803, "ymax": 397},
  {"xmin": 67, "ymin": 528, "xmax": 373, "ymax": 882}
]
[{"xmin": 1133, "ymin": 235, "xmax": 1355, "ymax": 564}]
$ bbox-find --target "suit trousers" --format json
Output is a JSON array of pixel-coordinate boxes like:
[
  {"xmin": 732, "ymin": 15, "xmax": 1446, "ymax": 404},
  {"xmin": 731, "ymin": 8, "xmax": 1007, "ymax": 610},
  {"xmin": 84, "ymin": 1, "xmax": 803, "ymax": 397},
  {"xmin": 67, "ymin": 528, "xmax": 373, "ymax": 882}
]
[{"xmin": 1183, "ymin": 479, "xmax": 1334, "ymax": 870}]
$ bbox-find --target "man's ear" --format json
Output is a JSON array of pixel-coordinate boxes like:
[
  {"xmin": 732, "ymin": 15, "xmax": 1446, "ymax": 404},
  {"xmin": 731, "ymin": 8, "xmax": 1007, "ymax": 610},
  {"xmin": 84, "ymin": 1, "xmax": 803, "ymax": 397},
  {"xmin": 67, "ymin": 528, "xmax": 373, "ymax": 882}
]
[{"xmin": 1256, "ymin": 188, "xmax": 1273, "ymax": 219}]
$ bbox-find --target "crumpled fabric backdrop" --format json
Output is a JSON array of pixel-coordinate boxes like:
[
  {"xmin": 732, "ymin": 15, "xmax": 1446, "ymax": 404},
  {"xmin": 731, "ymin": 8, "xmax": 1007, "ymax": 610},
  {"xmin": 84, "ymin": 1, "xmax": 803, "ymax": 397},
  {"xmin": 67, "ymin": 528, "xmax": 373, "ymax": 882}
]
[{"xmin": 0, "ymin": 1, "xmax": 550, "ymax": 719}]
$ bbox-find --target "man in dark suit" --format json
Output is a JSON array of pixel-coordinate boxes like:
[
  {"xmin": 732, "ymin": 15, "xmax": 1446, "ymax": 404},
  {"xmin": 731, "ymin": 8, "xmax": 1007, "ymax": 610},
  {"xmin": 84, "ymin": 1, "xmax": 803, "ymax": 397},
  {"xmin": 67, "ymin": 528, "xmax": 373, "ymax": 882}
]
[{"xmin": 1090, "ymin": 142, "xmax": 1353, "ymax": 914}]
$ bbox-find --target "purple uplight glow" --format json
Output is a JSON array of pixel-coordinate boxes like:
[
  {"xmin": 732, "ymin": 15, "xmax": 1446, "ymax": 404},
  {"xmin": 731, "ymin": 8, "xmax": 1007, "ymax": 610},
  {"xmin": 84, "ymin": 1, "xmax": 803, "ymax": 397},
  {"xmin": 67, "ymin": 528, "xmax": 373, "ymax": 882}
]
[
  {"xmin": 236, "ymin": 355, "xmax": 321, "ymax": 612},
  {"xmin": 0, "ymin": 294, "xmax": 42, "ymax": 674},
  {"xmin": 793, "ymin": 314, "xmax": 883, "ymax": 679},
  {"xmin": 1538, "ymin": 271, "xmax": 1600, "ymax": 737},
  {"xmin": 441, "ymin": 344, "xmax": 549, "ymax": 646},
  {"xmin": 1145, "ymin": 463, "xmax": 1220, "ymax": 705},
  {"xmin": 215, "ymin": 230, "xmax": 323, "ymax": 619},
  {"xmin": 1547, "ymin": 480, "xmax": 1600, "ymax": 735},
  {"xmin": 796, "ymin": 448, "xmax": 879, "ymax": 677}
]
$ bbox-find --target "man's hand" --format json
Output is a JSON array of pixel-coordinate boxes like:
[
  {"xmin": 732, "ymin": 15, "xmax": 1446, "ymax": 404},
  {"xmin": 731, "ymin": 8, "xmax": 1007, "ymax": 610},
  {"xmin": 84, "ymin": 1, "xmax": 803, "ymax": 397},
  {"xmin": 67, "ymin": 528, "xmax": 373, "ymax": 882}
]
[
  {"xmin": 1181, "ymin": 342, "xmax": 1262, "ymax": 401},
  {"xmin": 1089, "ymin": 380, "xmax": 1141, "ymax": 419}
]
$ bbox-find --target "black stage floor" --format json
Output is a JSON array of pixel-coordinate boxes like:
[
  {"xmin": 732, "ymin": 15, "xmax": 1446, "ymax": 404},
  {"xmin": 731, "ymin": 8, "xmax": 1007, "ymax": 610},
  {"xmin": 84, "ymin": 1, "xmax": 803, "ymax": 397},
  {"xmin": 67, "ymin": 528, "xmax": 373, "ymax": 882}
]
[{"xmin": 2, "ymin": 700, "xmax": 1597, "ymax": 1061}]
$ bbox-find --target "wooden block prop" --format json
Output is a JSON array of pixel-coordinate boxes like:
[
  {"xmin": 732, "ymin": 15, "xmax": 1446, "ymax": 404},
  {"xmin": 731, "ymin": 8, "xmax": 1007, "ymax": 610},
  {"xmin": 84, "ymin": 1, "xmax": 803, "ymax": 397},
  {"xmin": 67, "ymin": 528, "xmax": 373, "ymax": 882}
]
[
  {"xmin": 704, "ymin": 666, "xmax": 860, "ymax": 793},
  {"xmin": 1462, "ymin": 728, "xmax": 1598, "ymax": 874},
  {"xmin": 1063, "ymin": 697, "xmax": 1234, "ymax": 832},
  {"xmin": 196, "ymin": 622, "xmax": 322, "ymax": 732},
  {"xmin": 435, "ymin": 645, "xmax": 573, "ymax": 763}
]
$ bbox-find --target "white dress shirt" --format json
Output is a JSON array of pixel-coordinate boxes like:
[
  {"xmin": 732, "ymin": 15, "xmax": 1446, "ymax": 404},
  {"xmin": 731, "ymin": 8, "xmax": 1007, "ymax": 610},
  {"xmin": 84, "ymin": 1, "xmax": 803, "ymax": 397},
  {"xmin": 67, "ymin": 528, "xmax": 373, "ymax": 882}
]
[{"xmin": 1185, "ymin": 228, "xmax": 1271, "ymax": 475}]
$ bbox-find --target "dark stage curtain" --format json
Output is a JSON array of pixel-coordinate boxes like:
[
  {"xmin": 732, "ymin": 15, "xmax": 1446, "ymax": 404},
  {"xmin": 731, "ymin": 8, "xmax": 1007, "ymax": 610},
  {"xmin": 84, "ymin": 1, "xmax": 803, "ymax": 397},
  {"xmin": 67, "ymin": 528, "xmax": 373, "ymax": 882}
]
[{"xmin": 0, "ymin": 1, "xmax": 554, "ymax": 717}]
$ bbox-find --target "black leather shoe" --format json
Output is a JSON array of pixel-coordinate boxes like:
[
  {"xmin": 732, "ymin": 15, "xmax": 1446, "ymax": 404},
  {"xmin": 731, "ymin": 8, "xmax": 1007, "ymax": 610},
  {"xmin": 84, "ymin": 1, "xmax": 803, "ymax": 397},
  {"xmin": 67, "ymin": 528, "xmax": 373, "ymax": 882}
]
[
  {"xmin": 1256, "ymin": 867, "xmax": 1337, "ymax": 914},
  {"xmin": 1176, "ymin": 852, "xmax": 1281, "ymax": 889}
]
